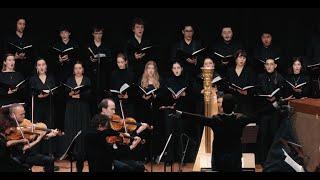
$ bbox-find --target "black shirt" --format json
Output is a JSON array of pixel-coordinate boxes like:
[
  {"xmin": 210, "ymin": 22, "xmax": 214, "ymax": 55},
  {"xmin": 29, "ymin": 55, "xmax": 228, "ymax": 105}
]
[
  {"xmin": 124, "ymin": 36, "xmax": 153, "ymax": 78},
  {"xmin": 0, "ymin": 72, "xmax": 25, "ymax": 106},
  {"xmin": 0, "ymin": 134, "xmax": 28, "ymax": 172},
  {"xmin": 253, "ymin": 44, "xmax": 283, "ymax": 73},
  {"xmin": 171, "ymin": 39, "xmax": 203, "ymax": 77},
  {"xmin": 87, "ymin": 40, "xmax": 113, "ymax": 94},
  {"xmin": 29, "ymin": 74, "xmax": 56, "ymax": 100},
  {"xmin": 52, "ymin": 39, "xmax": 79, "ymax": 82},
  {"xmin": 181, "ymin": 112, "xmax": 252, "ymax": 155},
  {"xmin": 256, "ymin": 71, "xmax": 286, "ymax": 105},
  {"xmin": 210, "ymin": 40, "xmax": 243, "ymax": 76},
  {"xmin": 225, "ymin": 66, "xmax": 255, "ymax": 95},
  {"xmin": 284, "ymin": 73, "xmax": 310, "ymax": 99},
  {"xmin": 5, "ymin": 32, "xmax": 35, "ymax": 76},
  {"xmin": 85, "ymin": 129, "xmax": 117, "ymax": 172}
]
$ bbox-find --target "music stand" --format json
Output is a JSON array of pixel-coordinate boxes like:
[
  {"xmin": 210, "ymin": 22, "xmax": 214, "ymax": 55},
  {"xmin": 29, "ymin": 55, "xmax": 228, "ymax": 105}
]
[
  {"xmin": 156, "ymin": 133, "xmax": 173, "ymax": 172},
  {"xmin": 59, "ymin": 130, "xmax": 82, "ymax": 172}
]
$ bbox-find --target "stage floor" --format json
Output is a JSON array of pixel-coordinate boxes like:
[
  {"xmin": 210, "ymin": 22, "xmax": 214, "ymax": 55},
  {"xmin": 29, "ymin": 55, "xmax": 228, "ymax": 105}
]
[{"xmin": 32, "ymin": 160, "xmax": 263, "ymax": 172}]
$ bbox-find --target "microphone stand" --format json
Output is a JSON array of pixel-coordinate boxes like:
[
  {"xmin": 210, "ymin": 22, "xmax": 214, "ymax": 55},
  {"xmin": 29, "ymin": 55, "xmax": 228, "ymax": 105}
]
[
  {"xmin": 150, "ymin": 94, "xmax": 155, "ymax": 172},
  {"xmin": 46, "ymin": 84, "xmax": 53, "ymax": 156},
  {"xmin": 96, "ymin": 54, "xmax": 101, "ymax": 101}
]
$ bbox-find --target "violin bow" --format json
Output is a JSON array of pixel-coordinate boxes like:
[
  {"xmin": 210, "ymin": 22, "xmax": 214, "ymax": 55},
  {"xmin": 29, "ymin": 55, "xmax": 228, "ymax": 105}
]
[
  {"xmin": 12, "ymin": 113, "xmax": 30, "ymax": 147},
  {"xmin": 119, "ymin": 100, "xmax": 127, "ymax": 133}
]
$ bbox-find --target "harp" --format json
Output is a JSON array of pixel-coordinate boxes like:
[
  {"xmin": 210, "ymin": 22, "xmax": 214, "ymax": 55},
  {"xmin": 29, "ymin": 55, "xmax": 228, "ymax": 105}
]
[{"xmin": 193, "ymin": 67, "xmax": 218, "ymax": 171}]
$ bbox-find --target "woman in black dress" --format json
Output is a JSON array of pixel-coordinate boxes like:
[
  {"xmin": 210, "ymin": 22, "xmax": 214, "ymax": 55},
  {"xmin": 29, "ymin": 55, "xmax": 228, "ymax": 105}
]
[
  {"xmin": 137, "ymin": 60, "xmax": 162, "ymax": 161},
  {"xmin": 0, "ymin": 54, "xmax": 24, "ymax": 107},
  {"xmin": 162, "ymin": 61, "xmax": 194, "ymax": 162},
  {"xmin": 225, "ymin": 50, "xmax": 255, "ymax": 114},
  {"xmin": 29, "ymin": 58, "xmax": 57, "ymax": 155},
  {"xmin": 284, "ymin": 57, "xmax": 310, "ymax": 99},
  {"xmin": 29, "ymin": 58, "xmax": 56, "ymax": 128},
  {"xmin": 109, "ymin": 53, "xmax": 136, "ymax": 118},
  {"xmin": 63, "ymin": 61, "xmax": 91, "ymax": 172}
]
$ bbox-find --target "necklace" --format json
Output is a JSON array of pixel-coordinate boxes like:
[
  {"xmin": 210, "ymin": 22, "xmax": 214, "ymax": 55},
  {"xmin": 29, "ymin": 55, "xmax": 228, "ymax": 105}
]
[{"xmin": 293, "ymin": 75, "xmax": 301, "ymax": 86}]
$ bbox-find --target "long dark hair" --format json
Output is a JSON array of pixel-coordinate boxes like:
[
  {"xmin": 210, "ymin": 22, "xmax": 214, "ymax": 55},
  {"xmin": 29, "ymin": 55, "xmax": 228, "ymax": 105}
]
[{"xmin": 288, "ymin": 57, "xmax": 305, "ymax": 75}]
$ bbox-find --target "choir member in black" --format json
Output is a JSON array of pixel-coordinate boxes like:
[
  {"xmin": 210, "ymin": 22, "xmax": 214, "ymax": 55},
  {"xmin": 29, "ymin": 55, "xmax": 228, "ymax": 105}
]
[
  {"xmin": 63, "ymin": 61, "xmax": 91, "ymax": 172},
  {"xmin": 109, "ymin": 53, "xmax": 136, "ymax": 118},
  {"xmin": 255, "ymin": 58, "xmax": 286, "ymax": 165},
  {"xmin": 93, "ymin": 99, "xmax": 146, "ymax": 172},
  {"xmin": 52, "ymin": 25, "xmax": 79, "ymax": 130},
  {"xmin": 29, "ymin": 58, "xmax": 56, "ymax": 129},
  {"xmin": 86, "ymin": 26, "xmax": 112, "ymax": 103},
  {"xmin": 171, "ymin": 24, "xmax": 203, "ymax": 77},
  {"xmin": 0, "ymin": 54, "xmax": 25, "ymax": 107},
  {"xmin": 160, "ymin": 61, "xmax": 195, "ymax": 162},
  {"xmin": 283, "ymin": 57, "xmax": 310, "ymax": 100},
  {"xmin": 52, "ymin": 25, "xmax": 79, "ymax": 83},
  {"xmin": 306, "ymin": 24, "xmax": 320, "ymax": 98},
  {"xmin": 137, "ymin": 60, "xmax": 162, "ymax": 161},
  {"xmin": 4, "ymin": 18, "xmax": 35, "ymax": 77},
  {"xmin": 124, "ymin": 18, "xmax": 153, "ymax": 79},
  {"xmin": 0, "ymin": 112, "xmax": 29, "ymax": 172},
  {"xmin": 29, "ymin": 58, "xmax": 56, "ymax": 155},
  {"xmin": 173, "ymin": 94, "xmax": 259, "ymax": 171},
  {"xmin": 210, "ymin": 26, "xmax": 243, "ymax": 76},
  {"xmin": 253, "ymin": 31, "xmax": 283, "ymax": 74},
  {"xmin": 225, "ymin": 50, "xmax": 255, "ymax": 114},
  {"xmin": 8, "ymin": 104, "xmax": 59, "ymax": 172}
]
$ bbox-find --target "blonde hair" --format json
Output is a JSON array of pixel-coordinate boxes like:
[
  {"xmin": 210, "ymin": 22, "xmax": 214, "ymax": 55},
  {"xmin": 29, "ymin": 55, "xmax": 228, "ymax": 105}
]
[
  {"xmin": 2, "ymin": 54, "xmax": 15, "ymax": 72},
  {"xmin": 141, "ymin": 60, "xmax": 160, "ymax": 89}
]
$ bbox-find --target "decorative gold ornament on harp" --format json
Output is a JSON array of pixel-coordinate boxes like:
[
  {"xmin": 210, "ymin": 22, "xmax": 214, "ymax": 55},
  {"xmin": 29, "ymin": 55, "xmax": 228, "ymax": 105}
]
[{"xmin": 201, "ymin": 67, "xmax": 218, "ymax": 153}]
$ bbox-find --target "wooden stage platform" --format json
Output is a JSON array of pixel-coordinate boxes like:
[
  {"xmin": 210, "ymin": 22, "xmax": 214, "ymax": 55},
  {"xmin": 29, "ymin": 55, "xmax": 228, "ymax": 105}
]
[{"xmin": 32, "ymin": 160, "xmax": 263, "ymax": 172}]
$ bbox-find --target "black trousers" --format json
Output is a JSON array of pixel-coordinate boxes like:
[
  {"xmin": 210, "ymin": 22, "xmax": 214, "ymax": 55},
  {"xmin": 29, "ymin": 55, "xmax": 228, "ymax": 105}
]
[
  {"xmin": 257, "ymin": 111, "xmax": 281, "ymax": 165},
  {"xmin": 113, "ymin": 160, "xmax": 145, "ymax": 172},
  {"xmin": 214, "ymin": 152, "xmax": 242, "ymax": 172},
  {"xmin": 17, "ymin": 151, "xmax": 55, "ymax": 172}
]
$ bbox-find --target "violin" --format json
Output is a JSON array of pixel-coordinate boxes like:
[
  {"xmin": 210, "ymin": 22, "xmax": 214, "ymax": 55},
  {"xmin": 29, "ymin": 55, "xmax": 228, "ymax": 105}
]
[
  {"xmin": 105, "ymin": 133, "xmax": 145, "ymax": 145},
  {"xmin": 110, "ymin": 114, "xmax": 138, "ymax": 132},
  {"xmin": 6, "ymin": 127, "xmax": 40, "ymax": 141},
  {"xmin": 7, "ymin": 119, "xmax": 64, "ymax": 141},
  {"xmin": 21, "ymin": 119, "xmax": 63, "ymax": 134},
  {"xmin": 105, "ymin": 133, "xmax": 134, "ymax": 145}
]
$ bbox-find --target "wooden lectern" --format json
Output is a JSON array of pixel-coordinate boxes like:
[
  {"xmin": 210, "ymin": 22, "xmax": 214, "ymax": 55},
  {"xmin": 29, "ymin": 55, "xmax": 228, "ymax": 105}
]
[
  {"xmin": 289, "ymin": 98, "xmax": 320, "ymax": 172},
  {"xmin": 192, "ymin": 67, "xmax": 218, "ymax": 171}
]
